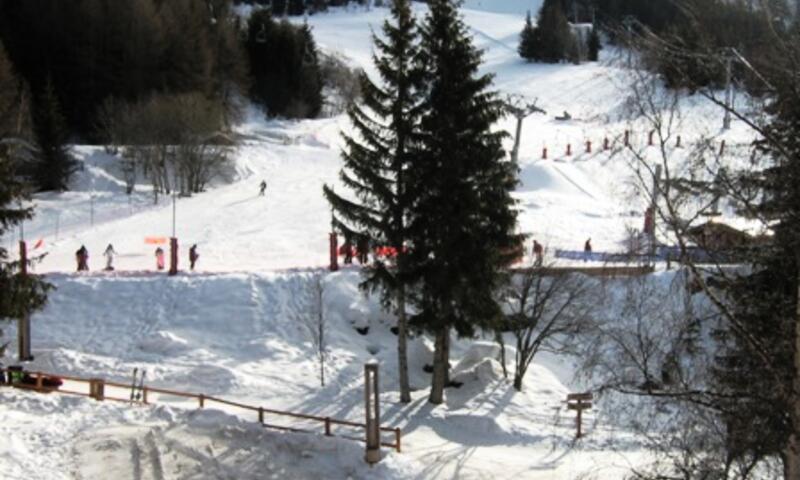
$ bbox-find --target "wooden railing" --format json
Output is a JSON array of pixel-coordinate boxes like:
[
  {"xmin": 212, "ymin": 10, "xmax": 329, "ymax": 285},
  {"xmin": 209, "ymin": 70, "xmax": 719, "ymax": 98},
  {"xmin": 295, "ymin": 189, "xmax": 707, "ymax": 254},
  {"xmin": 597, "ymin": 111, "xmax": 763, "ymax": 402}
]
[{"xmin": 0, "ymin": 368, "xmax": 401, "ymax": 452}]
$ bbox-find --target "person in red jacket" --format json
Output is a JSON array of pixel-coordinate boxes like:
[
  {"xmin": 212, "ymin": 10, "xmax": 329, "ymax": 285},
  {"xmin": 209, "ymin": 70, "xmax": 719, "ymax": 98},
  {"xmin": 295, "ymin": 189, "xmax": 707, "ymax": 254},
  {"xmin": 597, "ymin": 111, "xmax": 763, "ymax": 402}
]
[{"xmin": 155, "ymin": 247, "xmax": 165, "ymax": 270}]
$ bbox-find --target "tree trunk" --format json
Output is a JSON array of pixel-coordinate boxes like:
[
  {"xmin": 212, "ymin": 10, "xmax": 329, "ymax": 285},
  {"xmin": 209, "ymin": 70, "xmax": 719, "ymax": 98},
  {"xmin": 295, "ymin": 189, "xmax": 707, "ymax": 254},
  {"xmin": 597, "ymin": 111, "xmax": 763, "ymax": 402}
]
[
  {"xmin": 786, "ymin": 251, "xmax": 800, "ymax": 479},
  {"xmin": 320, "ymin": 354, "xmax": 325, "ymax": 387},
  {"xmin": 397, "ymin": 285, "xmax": 411, "ymax": 403},
  {"xmin": 495, "ymin": 330, "xmax": 508, "ymax": 379},
  {"xmin": 513, "ymin": 370, "xmax": 524, "ymax": 391},
  {"xmin": 429, "ymin": 326, "xmax": 448, "ymax": 404}
]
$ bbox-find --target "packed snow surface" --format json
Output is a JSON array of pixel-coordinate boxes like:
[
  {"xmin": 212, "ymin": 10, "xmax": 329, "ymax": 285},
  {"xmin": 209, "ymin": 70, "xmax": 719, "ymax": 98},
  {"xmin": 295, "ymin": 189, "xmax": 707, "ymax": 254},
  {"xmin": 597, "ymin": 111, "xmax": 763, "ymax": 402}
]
[{"xmin": 1, "ymin": 2, "xmax": 757, "ymax": 479}]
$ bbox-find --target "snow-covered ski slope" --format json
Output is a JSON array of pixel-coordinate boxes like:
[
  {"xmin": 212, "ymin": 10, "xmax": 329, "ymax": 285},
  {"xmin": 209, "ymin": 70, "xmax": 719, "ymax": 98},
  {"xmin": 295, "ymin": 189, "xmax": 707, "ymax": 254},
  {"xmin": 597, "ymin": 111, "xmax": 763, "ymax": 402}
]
[
  {"xmin": 12, "ymin": 5, "xmax": 754, "ymax": 274},
  {"xmin": 1, "ymin": 3, "xmax": 756, "ymax": 480}
]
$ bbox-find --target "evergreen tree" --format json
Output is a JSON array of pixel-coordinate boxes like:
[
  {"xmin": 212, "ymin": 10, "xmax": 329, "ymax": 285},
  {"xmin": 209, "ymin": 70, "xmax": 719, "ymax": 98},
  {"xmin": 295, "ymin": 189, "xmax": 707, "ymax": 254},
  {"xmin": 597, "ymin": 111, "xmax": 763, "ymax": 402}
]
[
  {"xmin": 534, "ymin": 0, "xmax": 574, "ymax": 63},
  {"xmin": 411, "ymin": 0, "xmax": 521, "ymax": 405},
  {"xmin": 712, "ymin": 41, "xmax": 800, "ymax": 474},
  {"xmin": 323, "ymin": 0, "xmax": 422, "ymax": 403},
  {"xmin": 272, "ymin": 0, "xmax": 288, "ymax": 16},
  {"xmin": 289, "ymin": 0, "xmax": 306, "ymax": 15},
  {"xmin": 245, "ymin": 12, "xmax": 323, "ymax": 119},
  {"xmin": 0, "ymin": 40, "xmax": 31, "ymax": 140},
  {"xmin": 293, "ymin": 23, "xmax": 324, "ymax": 118},
  {"xmin": 518, "ymin": 11, "xmax": 539, "ymax": 61},
  {"xmin": 0, "ymin": 142, "xmax": 51, "ymax": 349},
  {"xmin": 32, "ymin": 79, "xmax": 77, "ymax": 192},
  {"xmin": 587, "ymin": 27, "xmax": 600, "ymax": 61}
]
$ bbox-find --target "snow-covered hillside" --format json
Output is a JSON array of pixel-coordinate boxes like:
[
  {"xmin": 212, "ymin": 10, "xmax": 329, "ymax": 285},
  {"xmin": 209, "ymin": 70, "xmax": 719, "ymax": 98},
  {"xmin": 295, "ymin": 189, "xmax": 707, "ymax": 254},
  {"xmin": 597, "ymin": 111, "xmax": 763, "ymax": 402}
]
[{"xmin": 0, "ymin": 3, "xmax": 756, "ymax": 479}]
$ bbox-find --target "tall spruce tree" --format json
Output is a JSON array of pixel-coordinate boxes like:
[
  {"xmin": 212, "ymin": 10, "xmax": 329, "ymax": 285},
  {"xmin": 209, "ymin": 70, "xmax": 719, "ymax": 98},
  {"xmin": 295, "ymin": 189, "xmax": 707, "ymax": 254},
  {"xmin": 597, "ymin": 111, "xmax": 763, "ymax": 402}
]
[
  {"xmin": 288, "ymin": 0, "xmax": 306, "ymax": 15},
  {"xmin": 294, "ymin": 23, "xmax": 324, "ymax": 118},
  {"xmin": 518, "ymin": 10, "xmax": 539, "ymax": 61},
  {"xmin": 323, "ymin": 0, "xmax": 422, "ymax": 403},
  {"xmin": 534, "ymin": 0, "xmax": 573, "ymax": 63},
  {"xmin": 713, "ymin": 46, "xmax": 800, "ymax": 476},
  {"xmin": 411, "ymin": 0, "xmax": 521, "ymax": 405},
  {"xmin": 32, "ymin": 79, "xmax": 77, "ymax": 192},
  {"xmin": 0, "ymin": 146, "xmax": 51, "ymax": 353},
  {"xmin": 587, "ymin": 27, "xmax": 600, "ymax": 61}
]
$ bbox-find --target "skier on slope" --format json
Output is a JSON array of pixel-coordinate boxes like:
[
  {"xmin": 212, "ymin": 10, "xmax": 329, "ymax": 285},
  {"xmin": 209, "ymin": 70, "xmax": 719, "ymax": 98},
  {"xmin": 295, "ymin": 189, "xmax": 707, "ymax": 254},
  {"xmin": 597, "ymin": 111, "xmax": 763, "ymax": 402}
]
[
  {"xmin": 103, "ymin": 244, "xmax": 116, "ymax": 271},
  {"xmin": 532, "ymin": 239, "xmax": 544, "ymax": 267},
  {"xmin": 76, "ymin": 245, "xmax": 89, "ymax": 271},
  {"xmin": 356, "ymin": 235, "xmax": 369, "ymax": 265},
  {"xmin": 341, "ymin": 232, "xmax": 353, "ymax": 265},
  {"xmin": 583, "ymin": 238, "xmax": 592, "ymax": 262},
  {"xmin": 189, "ymin": 244, "xmax": 199, "ymax": 271},
  {"xmin": 155, "ymin": 247, "xmax": 165, "ymax": 270},
  {"xmin": 259, "ymin": 180, "xmax": 267, "ymax": 196}
]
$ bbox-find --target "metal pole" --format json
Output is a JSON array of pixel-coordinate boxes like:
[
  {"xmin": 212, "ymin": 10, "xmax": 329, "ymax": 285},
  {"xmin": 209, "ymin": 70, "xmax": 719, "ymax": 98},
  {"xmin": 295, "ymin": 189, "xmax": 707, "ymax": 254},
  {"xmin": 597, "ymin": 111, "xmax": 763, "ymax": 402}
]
[
  {"xmin": 90, "ymin": 194, "xmax": 95, "ymax": 227},
  {"xmin": 364, "ymin": 363, "xmax": 381, "ymax": 464},
  {"xmin": 172, "ymin": 193, "xmax": 177, "ymax": 238},
  {"xmin": 511, "ymin": 116, "xmax": 523, "ymax": 163}
]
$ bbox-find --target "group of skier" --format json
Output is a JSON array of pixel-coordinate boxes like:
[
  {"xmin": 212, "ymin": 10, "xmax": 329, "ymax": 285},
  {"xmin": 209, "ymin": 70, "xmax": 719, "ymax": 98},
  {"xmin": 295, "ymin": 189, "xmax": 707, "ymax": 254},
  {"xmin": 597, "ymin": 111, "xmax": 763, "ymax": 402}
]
[
  {"xmin": 75, "ymin": 243, "xmax": 200, "ymax": 272},
  {"xmin": 339, "ymin": 233, "xmax": 370, "ymax": 265},
  {"xmin": 530, "ymin": 237, "xmax": 591, "ymax": 265},
  {"xmin": 71, "ymin": 179, "xmax": 270, "ymax": 273}
]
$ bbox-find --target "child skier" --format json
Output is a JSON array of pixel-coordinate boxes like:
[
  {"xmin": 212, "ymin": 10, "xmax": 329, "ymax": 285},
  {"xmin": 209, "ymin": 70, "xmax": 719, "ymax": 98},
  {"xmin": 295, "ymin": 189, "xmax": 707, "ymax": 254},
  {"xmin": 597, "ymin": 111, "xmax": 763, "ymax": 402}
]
[
  {"xmin": 155, "ymin": 247, "xmax": 165, "ymax": 270},
  {"xmin": 259, "ymin": 180, "xmax": 267, "ymax": 196},
  {"xmin": 189, "ymin": 244, "xmax": 199, "ymax": 270},
  {"xmin": 103, "ymin": 244, "xmax": 116, "ymax": 271}
]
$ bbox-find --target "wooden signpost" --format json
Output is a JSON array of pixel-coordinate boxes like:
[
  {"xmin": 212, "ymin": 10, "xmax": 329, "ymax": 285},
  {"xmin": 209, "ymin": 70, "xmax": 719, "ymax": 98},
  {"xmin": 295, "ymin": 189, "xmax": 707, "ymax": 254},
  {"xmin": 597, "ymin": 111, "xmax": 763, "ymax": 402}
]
[{"xmin": 566, "ymin": 392, "xmax": 593, "ymax": 439}]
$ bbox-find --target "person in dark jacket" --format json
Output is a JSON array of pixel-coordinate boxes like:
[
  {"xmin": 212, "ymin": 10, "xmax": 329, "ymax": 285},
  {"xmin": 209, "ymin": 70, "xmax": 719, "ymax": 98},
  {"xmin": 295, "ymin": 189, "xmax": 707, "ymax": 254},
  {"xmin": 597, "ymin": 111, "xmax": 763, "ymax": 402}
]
[
  {"xmin": 356, "ymin": 236, "xmax": 369, "ymax": 265},
  {"xmin": 76, "ymin": 245, "xmax": 89, "ymax": 271},
  {"xmin": 259, "ymin": 180, "xmax": 267, "ymax": 196},
  {"xmin": 341, "ymin": 233, "xmax": 353, "ymax": 265},
  {"xmin": 189, "ymin": 244, "xmax": 199, "ymax": 270},
  {"xmin": 583, "ymin": 238, "xmax": 592, "ymax": 262},
  {"xmin": 532, "ymin": 240, "xmax": 544, "ymax": 266}
]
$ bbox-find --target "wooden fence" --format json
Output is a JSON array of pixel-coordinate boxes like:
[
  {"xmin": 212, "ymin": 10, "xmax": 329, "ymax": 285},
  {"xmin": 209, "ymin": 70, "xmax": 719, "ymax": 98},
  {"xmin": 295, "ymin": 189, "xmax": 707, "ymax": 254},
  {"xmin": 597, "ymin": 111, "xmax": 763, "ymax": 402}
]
[{"xmin": 0, "ymin": 368, "xmax": 401, "ymax": 453}]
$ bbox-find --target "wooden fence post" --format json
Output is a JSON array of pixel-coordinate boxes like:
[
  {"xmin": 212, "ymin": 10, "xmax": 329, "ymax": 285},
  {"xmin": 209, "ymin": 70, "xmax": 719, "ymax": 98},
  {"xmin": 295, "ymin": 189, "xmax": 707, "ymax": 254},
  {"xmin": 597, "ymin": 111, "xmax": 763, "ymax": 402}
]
[
  {"xmin": 142, "ymin": 387, "xmax": 148, "ymax": 404},
  {"xmin": 585, "ymin": 141, "xmax": 591, "ymax": 153},
  {"xmin": 259, "ymin": 407, "xmax": 264, "ymax": 424},
  {"xmin": 364, "ymin": 363, "xmax": 381, "ymax": 464},
  {"xmin": 718, "ymin": 140, "xmax": 726, "ymax": 156},
  {"xmin": 35, "ymin": 372, "xmax": 43, "ymax": 391},
  {"xmin": 542, "ymin": 147, "xmax": 548, "ymax": 160},
  {"xmin": 329, "ymin": 233, "xmax": 339, "ymax": 272},
  {"xmin": 624, "ymin": 130, "xmax": 630, "ymax": 147},
  {"xmin": 18, "ymin": 241, "xmax": 32, "ymax": 362},
  {"xmin": 395, "ymin": 428, "xmax": 402, "ymax": 453},
  {"xmin": 325, "ymin": 417, "xmax": 332, "ymax": 436},
  {"xmin": 169, "ymin": 237, "xmax": 178, "ymax": 276},
  {"xmin": 648, "ymin": 130, "xmax": 655, "ymax": 146},
  {"xmin": 566, "ymin": 144, "xmax": 572, "ymax": 156},
  {"xmin": 676, "ymin": 135, "xmax": 682, "ymax": 148},
  {"xmin": 90, "ymin": 378, "xmax": 105, "ymax": 401},
  {"xmin": 603, "ymin": 137, "xmax": 609, "ymax": 150},
  {"xmin": 199, "ymin": 394, "xmax": 205, "ymax": 408}
]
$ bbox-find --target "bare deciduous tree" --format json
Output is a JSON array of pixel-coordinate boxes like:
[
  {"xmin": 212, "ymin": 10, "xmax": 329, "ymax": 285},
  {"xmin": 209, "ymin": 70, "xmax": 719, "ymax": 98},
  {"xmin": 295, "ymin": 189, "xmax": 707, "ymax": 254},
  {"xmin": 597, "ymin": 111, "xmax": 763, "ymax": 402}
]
[
  {"xmin": 293, "ymin": 274, "xmax": 329, "ymax": 387},
  {"xmin": 502, "ymin": 266, "xmax": 595, "ymax": 391}
]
